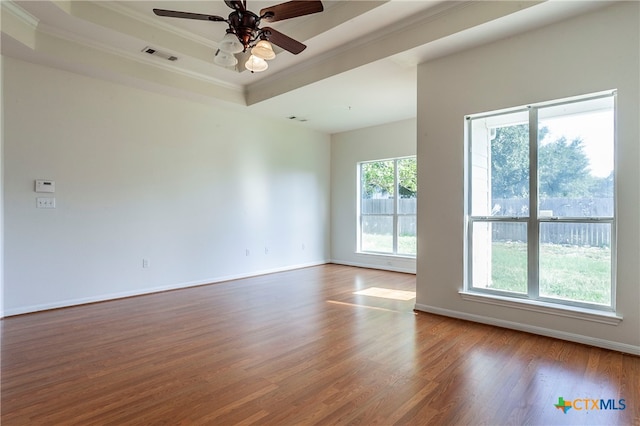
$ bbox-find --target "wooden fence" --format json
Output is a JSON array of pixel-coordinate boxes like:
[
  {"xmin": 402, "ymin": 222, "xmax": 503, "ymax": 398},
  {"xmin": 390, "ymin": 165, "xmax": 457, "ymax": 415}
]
[
  {"xmin": 490, "ymin": 221, "xmax": 611, "ymax": 247},
  {"xmin": 491, "ymin": 197, "xmax": 613, "ymax": 247},
  {"xmin": 361, "ymin": 199, "xmax": 416, "ymax": 236},
  {"xmin": 362, "ymin": 198, "xmax": 612, "ymax": 246}
]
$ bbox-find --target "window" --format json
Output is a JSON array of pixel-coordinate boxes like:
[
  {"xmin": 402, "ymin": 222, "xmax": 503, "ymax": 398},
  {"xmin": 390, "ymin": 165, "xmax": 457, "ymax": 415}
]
[
  {"xmin": 466, "ymin": 91, "xmax": 615, "ymax": 310},
  {"xmin": 359, "ymin": 157, "xmax": 417, "ymax": 256}
]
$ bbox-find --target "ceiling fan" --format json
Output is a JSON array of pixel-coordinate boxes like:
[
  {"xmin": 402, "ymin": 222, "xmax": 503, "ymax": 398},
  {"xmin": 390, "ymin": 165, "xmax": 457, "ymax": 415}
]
[{"xmin": 153, "ymin": 0, "xmax": 324, "ymax": 72}]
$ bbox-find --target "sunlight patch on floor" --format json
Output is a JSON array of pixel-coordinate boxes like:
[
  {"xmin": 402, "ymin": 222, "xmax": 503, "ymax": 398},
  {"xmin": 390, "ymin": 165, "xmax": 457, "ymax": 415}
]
[{"xmin": 353, "ymin": 287, "xmax": 416, "ymax": 301}]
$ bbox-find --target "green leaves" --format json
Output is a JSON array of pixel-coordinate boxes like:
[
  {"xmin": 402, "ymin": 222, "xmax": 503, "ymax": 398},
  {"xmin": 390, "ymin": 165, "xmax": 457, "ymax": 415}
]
[
  {"xmin": 361, "ymin": 160, "xmax": 395, "ymax": 198},
  {"xmin": 361, "ymin": 158, "xmax": 417, "ymax": 199},
  {"xmin": 491, "ymin": 124, "xmax": 530, "ymax": 199},
  {"xmin": 491, "ymin": 125, "xmax": 611, "ymax": 199},
  {"xmin": 398, "ymin": 157, "xmax": 417, "ymax": 197}
]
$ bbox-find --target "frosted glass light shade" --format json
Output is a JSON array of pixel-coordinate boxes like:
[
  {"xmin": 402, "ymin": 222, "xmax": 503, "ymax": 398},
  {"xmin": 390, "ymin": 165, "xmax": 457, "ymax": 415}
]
[
  {"xmin": 245, "ymin": 55, "xmax": 268, "ymax": 73},
  {"xmin": 214, "ymin": 51, "xmax": 238, "ymax": 67},
  {"xmin": 251, "ymin": 40, "xmax": 275, "ymax": 60},
  {"xmin": 218, "ymin": 33, "xmax": 243, "ymax": 54}
]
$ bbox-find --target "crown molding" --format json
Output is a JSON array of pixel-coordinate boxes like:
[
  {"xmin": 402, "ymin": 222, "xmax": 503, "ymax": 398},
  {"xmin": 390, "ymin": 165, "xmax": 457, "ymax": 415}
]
[
  {"xmin": 1, "ymin": 0, "xmax": 40, "ymax": 29},
  {"xmin": 97, "ymin": 1, "xmax": 218, "ymax": 49},
  {"xmin": 36, "ymin": 22, "xmax": 243, "ymax": 93}
]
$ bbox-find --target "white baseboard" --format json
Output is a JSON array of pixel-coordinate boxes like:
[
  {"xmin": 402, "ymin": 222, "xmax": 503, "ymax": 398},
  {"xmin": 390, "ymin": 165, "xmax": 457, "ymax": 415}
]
[
  {"xmin": 4, "ymin": 260, "xmax": 329, "ymax": 317},
  {"xmin": 330, "ymin": 259, "xmax": 416, "ymax": 274},
  {"xmin": 414, "ymin": 303, "xmax": 640, "ymax": 356}
]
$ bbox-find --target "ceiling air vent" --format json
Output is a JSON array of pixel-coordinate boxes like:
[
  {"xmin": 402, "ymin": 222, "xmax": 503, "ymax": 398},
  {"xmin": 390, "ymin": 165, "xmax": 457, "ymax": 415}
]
[
  {"xmin": 142, "ymin": 46, "xmax": 178, "ymax": 62},
  {"xmin": 288, "ymin": 116, "xmax": 308, "ymax": 122}
]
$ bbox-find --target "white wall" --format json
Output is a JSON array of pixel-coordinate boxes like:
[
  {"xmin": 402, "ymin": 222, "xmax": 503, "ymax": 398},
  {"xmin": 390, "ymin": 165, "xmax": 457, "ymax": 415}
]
[
  {"xmin": 3, "ymin": 56, "xmax": 330, "ymax": 315},
  {"xmin": 331, "ymin": 118, "xmax": 416, "ymax": 273},
  {"xmin": 416, "ymin": 2, "xmax": 639, "ymax": 353},
  {"xmin": 0, "ymin": 52, "xmax": 4, "ymax": 318}
]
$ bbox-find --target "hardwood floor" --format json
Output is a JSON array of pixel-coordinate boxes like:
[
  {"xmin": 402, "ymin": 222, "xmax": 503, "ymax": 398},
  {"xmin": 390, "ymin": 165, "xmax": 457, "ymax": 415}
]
[{"xmin": 2, "ymin": 264, "xmax": 638, "ymax": 425}]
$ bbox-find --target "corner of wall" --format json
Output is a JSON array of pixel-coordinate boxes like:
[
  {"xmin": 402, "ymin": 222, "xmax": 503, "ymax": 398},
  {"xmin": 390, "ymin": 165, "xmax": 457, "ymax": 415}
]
[{"xmin": 0, "ymin": 53, "xmax": 5, "ymax": 319}]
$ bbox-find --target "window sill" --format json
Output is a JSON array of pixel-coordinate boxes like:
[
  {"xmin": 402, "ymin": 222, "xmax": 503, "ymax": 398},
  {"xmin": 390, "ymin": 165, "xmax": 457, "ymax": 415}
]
[
  {"xmin": 355, "ymin": 250, "xmax": 416, "ymax": 259},
  {"xmin": 459, "ymin": 291, "xmax": 622, "ymax": 325},
  {"xmin": 356, "ymin": 252, "xmax": 416, "ymax": 260}
]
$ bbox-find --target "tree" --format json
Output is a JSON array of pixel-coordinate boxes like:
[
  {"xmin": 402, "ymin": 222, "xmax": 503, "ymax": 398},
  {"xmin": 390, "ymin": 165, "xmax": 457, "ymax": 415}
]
[
  {"xmin": 398, "ymin": 157, "xmax": 417, "ymax": 198},
  {"xmin": 491, "ymin": 124, "xmax": 530, "ymax": 199},
  {"xmin": 538, "ymin": 136, "xmax": 591, "ymax": 197},
  {"xmin": 589, "ymin": 172, "xmax": 614, "ymax": 197},
  {"xmin": 361, "ymin": 160, "xmax": 395, "ymax": 198},
  {"xmin": 361, "ymin": 158, "xmax": 417, "ymax": 198},
  {"xmin": 491, "ymin": 125, "xmax": 595, "ymax": 199}
]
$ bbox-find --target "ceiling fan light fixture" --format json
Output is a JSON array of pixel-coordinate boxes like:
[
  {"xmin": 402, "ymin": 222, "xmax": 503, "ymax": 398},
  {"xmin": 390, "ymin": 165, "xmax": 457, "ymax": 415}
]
[
  {"xmin": 245, "ymin": 55, "xmax": 268, "ymax": 73},
  {"xmin": 153, "ymin": 1, "xmax": 325, "ymax": 73},
  {"xmin": 214, "ymin": 50, "xmax": 238, "ymax": 67},
  {"xmin": 251, "ymin": 40, "xmax": 276, "ymax": 60},
  {"xmin": 218, "ymin": 32, "xmax": 244, "ymax": 54}
]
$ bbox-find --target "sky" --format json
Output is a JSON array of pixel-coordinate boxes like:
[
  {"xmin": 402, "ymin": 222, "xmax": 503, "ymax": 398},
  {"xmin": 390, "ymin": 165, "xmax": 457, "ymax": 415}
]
[{"xmin": 539, "ymin": 110, "xmax": 614, "ymax": 178}]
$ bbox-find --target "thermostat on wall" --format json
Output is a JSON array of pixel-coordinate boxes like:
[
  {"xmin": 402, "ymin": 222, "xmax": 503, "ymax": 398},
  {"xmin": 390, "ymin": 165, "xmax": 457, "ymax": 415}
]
[{"xmin": 35, "ymin": 179, "xmax": 55, "ymax": 193}]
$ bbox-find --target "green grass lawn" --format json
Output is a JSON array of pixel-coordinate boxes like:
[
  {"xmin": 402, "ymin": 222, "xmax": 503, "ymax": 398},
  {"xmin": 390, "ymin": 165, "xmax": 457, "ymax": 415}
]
[
  {"xmin": 363, "ymin": 235, "xmax": 610, "ymax": 305},
  {"xmin": 361, "ymin": 234, "xmax": 416, "ymax": 256},
  {"xmin": 490, "ymin": 241, "xmax": 611, "ymax": 305}
]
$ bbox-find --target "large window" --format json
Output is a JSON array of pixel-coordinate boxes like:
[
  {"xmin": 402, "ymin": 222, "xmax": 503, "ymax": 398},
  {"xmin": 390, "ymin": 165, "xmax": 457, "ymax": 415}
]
[
  {"xmin": 359, "ymin": 157, "xmax": 417, "ymax": 256},
  {"xmin": 466, "ymin": 92, "xmax": 615, "ymax": 310}
]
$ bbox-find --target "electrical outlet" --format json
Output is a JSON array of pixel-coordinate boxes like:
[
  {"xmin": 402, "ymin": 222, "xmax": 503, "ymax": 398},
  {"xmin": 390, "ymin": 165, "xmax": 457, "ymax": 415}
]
[
  {"xmin": 143, "ymin": 258, "xmax": 150, "ymax": 268},
  {"xmin": 36, "ymin": 197, "xmax": 56, "ymax": 209}
]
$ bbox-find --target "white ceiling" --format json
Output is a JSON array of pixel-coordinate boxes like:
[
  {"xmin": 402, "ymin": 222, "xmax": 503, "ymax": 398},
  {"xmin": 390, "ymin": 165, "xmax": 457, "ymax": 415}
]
[{"xmin": 1, "ymin": 0, "xmax": 610, "ymax": 134}]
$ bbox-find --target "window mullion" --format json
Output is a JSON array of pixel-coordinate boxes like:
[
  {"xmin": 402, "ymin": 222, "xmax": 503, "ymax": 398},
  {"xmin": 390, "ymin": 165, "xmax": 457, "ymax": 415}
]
[
  {"xmin": 393, "ymin": 159, "xmax": 399, "ymax": 255},
  {"xmin": 528, "ymin": 107, "xmax": 539, "ymax": 299}
]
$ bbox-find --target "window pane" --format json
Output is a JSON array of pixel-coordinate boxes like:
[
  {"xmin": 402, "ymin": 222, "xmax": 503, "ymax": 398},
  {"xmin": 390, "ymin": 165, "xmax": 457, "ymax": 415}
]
[
  {"xmin": 361, "ymin": 198, "xmax": 394, "ymax": 215},
  {"xmin": 359, "ymin": 157, "xmax": 417, "ymax": 257},
  {"xmin": 398, "ymin": 197, "xmax": 416, "ymax": 215},
  {"xmin": 361, "ymin": 161, "xmax": 395, "ymax": 215},
  {"xmin": 361, "ymin": 216, "xmax": 393, "ymax": 253},
  {"xmin": 398, "ymin": 158, "xmax": 417, "ymax": 214},
  {"xmin": 397, "ymin": 216, "xmax": 416, "ymax": 256},
  {"xmin": 472, "ymin": 222, "xmax": 527, "ymax": 294},
  {"xmin": 538, "ymin": 97, "xmax": 614, "ymax": 218},
  {"xmin": 470, "ymin": 111, "xmax": 530, "ymax": 217},
  {"xmin": 539, "ymin": 222, "xmax": 611, "ymax": 305}
]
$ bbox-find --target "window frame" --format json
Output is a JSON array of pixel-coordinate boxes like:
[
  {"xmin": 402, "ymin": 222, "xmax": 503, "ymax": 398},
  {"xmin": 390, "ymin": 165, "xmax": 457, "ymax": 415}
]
[
  {"xmin": 464, "ymin": 91, "xmax": 617, "ymax": 312},
  {"xmin": 358, "ymin": 156, "xmax": 417, "ymax": 257}
]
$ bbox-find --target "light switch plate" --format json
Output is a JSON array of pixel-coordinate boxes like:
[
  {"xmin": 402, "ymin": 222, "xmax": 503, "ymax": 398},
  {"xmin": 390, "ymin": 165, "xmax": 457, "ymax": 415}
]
[{"xmin": 37, "ymin": 197, "xmax": 56, "ymax": 208}]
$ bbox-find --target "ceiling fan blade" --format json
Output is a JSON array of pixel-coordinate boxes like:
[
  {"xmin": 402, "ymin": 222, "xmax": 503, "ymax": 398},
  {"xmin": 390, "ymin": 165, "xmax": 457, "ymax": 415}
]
[
  {"xmin": 260, "ymin": 1, "xmax": 323, "ymax": 23},
  {"xmin": 225, "ymin": 1, "xmax": 246, "ymax": 11},
  {"xmin": 153, "ymin": 9, "xmax": 226, "ymax": 22},
  {"xmin": 262, "ymin": 27, "xmax": 306, "ymax": 54}
]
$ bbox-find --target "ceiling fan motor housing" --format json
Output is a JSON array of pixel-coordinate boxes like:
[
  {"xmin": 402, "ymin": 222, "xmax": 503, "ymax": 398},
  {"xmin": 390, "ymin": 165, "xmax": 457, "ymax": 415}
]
[{"xmin": 227, "ymin": 10, "xmax": 262, "ymax": 51}]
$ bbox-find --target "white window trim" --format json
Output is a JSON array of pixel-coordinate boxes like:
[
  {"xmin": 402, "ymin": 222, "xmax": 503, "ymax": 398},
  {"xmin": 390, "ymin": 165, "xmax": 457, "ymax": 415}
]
[
  {"xmin": 358, "ymin": 157, "xmax": 417, "ymax": 258},
  {"xmin": 464, "ymin": 91, "xmax": 617, "ymax": 312},
  {"xmin": 459, "ymin": 291, "xmax": 622, "ymax": 325}
]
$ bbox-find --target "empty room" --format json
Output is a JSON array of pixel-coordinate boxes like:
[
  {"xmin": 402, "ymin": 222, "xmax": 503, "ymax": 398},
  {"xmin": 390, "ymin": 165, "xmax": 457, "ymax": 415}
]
[{"xmin": 1, "ymin": 1, "xmax": 638, "ymax": 424}]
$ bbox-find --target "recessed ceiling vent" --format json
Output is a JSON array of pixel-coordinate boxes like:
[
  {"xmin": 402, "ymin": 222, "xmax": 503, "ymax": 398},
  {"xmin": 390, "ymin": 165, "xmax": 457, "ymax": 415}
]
[{"xmin": 142, "ymin": 46, "xmax": 178, "ymax": 62}]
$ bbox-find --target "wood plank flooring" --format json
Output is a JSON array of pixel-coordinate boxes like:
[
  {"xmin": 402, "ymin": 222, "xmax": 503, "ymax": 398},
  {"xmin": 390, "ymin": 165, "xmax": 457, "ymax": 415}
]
[{"xmin": 2, "ymin": 264, "xmax": 638, "ymax": 425}]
